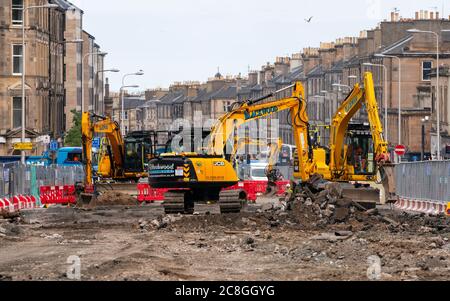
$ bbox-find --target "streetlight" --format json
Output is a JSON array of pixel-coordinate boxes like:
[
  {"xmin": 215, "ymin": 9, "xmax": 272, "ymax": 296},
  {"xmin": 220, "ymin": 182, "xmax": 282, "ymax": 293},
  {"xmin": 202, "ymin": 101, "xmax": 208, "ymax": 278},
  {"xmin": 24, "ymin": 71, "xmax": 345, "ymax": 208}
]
[
  {"xmin": 81, "ymin": 51, "xmax": 108, "ymax": 114},
  {"xmin": 96, "ymin": 69, "xmax": 120, "ymax": 115},
  {"xmin": 407, "ymin": 29, "xmax": 445, "ymax": 160},
  {"xmin": 20, "ymin": 3, "xmax": 59, "ymax": 164},
  {"xmin": 332, "ymin": 83, "xmax": 351, "ymax": 92},
  {"xmin": 121, "ymin": 71, "xmax": 144, "ymax": 134},
  {"xmin": 421, "ymin": 116, "xmax": 430, "ymax": 161},
  {"xmin": 120, "ymin": 85, "xmax": 140, "ymax": 135},
  {"xmin": 363, "ymin": 62, "xmax": 389, "ymax": 142},
  {"xmin": 375, "ymin": 53, "xmax": 402, "ymax": 159}
]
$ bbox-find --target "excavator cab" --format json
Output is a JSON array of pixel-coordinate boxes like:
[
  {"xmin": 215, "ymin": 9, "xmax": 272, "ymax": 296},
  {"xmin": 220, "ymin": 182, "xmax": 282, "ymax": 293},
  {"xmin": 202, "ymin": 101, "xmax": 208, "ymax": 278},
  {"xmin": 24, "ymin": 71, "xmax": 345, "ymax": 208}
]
[
  {"xmin": 345, "ymin": 123, "xmax": 376, "ymax": 176},
  {"xmin": 123, "ymin": 137, "xmax": 145, "ymax": 174}
]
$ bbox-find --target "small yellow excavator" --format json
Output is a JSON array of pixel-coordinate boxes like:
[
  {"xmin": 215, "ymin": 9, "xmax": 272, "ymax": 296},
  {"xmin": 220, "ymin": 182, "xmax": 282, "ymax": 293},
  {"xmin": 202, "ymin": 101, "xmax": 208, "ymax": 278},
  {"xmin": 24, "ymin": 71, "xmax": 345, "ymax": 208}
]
[
  {"xmin": 80, "ymin": 113, "xmax": 150, "ymax": 202},
  {"xmin": 148, "ymin": 72, "xmax": 393, "ymax": 214}
]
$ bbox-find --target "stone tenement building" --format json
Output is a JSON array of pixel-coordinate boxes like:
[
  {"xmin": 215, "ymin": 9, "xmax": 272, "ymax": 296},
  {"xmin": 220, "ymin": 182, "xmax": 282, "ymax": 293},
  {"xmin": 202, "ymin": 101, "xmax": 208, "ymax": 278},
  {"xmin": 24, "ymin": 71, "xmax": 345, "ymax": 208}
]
[
  {"xmin": 237, "ymin": 10, "xmax": 450, "ymax": 160},
  {"xmin": 0, "ymin": 0, "xmax": 105, "ymax": 156},
  {"xmin": 116, "ymin": 10, "xmax": 450, "ymax": 161}
]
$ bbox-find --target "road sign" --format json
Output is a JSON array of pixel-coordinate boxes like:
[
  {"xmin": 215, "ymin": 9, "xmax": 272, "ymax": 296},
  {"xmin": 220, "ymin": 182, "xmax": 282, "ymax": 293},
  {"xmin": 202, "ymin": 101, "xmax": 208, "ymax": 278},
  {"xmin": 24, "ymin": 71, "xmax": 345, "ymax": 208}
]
[
  {"xmin": 50, "ymin": 140, "xmax": 59, "ymax": 151},
  {"xmin": 92, "ymin": 138, "xmax": 101, "ymax": 149},
  {"xmin": 14, "ymin": 142, "xmax": 33, "ymax": 151},
  {"xmin": 395, "ymin": 145, "xmax": 407, "ymax": 156}
]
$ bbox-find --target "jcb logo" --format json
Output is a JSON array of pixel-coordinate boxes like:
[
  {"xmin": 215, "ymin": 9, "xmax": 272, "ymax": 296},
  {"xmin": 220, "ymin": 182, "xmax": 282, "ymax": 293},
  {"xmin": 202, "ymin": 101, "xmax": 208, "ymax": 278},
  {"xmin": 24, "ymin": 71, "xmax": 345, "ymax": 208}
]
[
  {"xmin": 214, "ymin": 161, "xmax": 225, "ymax": 167},
  {"xmin": 99, "ymin": 125, "xmax": 109, "ymax": 131}
]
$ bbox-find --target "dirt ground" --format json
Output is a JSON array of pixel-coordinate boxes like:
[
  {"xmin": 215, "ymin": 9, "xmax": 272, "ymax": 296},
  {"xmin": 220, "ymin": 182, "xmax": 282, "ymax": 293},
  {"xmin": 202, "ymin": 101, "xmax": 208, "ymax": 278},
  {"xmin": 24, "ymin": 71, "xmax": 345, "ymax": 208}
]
[{"xmin": 0, "ymin": 198, "xmax": 449, "ymax": 281}]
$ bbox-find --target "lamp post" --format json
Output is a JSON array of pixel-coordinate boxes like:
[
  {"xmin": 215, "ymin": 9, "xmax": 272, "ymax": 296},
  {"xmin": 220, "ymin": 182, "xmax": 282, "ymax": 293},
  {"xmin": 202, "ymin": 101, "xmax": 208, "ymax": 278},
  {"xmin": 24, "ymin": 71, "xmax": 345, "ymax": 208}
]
[
  {"xmin": 81, "ymin": 51, "xmax": 108, "ymax": 114},
  {"xmin": 363, "ymin": 62, "xmax": 389, "ymax": 142},
  {"xmin": 332, "ymin": 83, "xmax": 352, "ymax": 92},
  {"xmin": 20, "ymin": 3, "xmax": 59, "ymax": 164},
  {"xmin": 375, "ymin": 53, "xmax": 402, "ymax": 159},
  {"xmin": 348, "ymin": 75, "xmax": 357, "ymax": 87},
  {"xmin": 421, "ymin": 116, "xmax": 430, "ymax": 161},
  {"xmin": 96, "ymin": 68, "xmax": 120, "ymax": 115},
  {"xmin": 120, "ymin": 85, "xmax": 140, "ymax": 135},
  {"xmin": 121, "ymin": 71, "xmax": 144, "ymax": 134},
  {"xmin": 407, "ymin": 29, "xmax": 445, "ymax": 160}
]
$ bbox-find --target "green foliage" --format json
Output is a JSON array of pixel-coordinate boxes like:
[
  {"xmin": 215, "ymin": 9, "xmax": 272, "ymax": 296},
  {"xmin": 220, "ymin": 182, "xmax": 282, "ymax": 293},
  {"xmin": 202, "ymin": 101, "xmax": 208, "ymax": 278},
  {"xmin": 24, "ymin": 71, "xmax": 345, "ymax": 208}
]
[{"xmin": 64, "ymin": 110, "xmax": 82, "ymax": 147}]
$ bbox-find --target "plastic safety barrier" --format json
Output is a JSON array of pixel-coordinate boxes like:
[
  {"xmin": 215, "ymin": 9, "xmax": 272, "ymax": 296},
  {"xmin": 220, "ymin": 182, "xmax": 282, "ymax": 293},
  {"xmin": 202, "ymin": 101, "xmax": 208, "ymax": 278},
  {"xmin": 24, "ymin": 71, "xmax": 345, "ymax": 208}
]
[
  {"xmin": 39, "ymin": 185, "xmax": 76, "ymax": 205},
  {"xmin": 137, "ymin": 181, "xmax": 292, "ymax": 203},
  {"xmin": 137, "ymin": 184, "xmax": 170, "ymax": 203},
  {"xmin": 0, "ymin": 195, "xmax": 36, "ymax": 213},
  {"xmin": 0, "ymin": 198, "xmax": 15, "ymax": 213},
  {"xmin": 394, "ymin": 198, "xmax": 447, "ymax": 216}
]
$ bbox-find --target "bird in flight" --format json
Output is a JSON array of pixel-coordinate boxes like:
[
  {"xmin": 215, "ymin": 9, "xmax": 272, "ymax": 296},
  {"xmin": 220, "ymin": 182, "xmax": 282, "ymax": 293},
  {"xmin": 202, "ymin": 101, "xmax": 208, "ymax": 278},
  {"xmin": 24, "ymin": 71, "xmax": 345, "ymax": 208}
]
[{"xmin": 305, "ymin": 16, "xmax": 313, "ymax": 23}]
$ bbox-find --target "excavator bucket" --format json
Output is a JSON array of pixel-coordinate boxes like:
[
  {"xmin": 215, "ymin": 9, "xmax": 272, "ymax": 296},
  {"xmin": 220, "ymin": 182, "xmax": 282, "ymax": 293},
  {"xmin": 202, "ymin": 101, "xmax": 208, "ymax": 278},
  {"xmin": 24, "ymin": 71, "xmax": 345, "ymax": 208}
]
[
  {"xmin": 265, "ymin": 181, "xmax": 279, "ymax": 197},
  {"xmin": 79, "ymin": 192, "xmax": 95, "ymax": 205},
  {"xmin": 340, "ymin": 185, "xmax": 380, "ymax": 209},
  {"xmin": 379, "ymin": 163, "xmax": 397, "ymax": 204},
  {"xmin": 76, "ymin": 184, "xmax": 96, "ymax": 206}
]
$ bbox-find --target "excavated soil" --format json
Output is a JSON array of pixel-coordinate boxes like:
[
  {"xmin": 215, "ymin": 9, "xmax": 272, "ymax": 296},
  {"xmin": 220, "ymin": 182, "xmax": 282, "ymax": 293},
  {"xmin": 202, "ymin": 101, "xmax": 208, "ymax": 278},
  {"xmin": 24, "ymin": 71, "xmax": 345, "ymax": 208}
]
[
  {"xmin": 0, "ymin": 199, "xmax": 449, "ymax": 281},
  {"xmin": 92, "ymin": 192, "xmax": 139, "ymax": 206}
]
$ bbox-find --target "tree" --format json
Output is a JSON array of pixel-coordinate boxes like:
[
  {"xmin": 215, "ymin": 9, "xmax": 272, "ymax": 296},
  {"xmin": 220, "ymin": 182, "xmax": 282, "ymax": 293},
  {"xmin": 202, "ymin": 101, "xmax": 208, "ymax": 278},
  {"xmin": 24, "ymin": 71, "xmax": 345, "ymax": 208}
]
[{"xmin": 65, "ymin": 110, "xmax": 82, "ymax": 147}]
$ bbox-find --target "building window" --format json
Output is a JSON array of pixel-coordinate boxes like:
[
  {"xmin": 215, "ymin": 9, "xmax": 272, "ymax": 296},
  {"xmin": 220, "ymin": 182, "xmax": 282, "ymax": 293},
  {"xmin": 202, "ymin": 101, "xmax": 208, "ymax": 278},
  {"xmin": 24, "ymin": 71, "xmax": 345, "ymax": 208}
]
[
  {"xmin": 12, "ymin": 97, "xmax": 23, "ymax": 128},
  {"xmin": 422, "ymin": 61, "xmax": 432, "ymax": 81},
  {"xmin": 12, "ymin": 44, "xmax": 23, "ymax": 75},
  {"xmin": 76, "ymin": 63, "xmax": 82, "ymax": 81},
  {"xmin": 124, "ymin": 111, "xmax": 128, "ymax": 120},
  {"xmin": 12, "ymin": 0, "xmax": 23, "ymax": 26}
]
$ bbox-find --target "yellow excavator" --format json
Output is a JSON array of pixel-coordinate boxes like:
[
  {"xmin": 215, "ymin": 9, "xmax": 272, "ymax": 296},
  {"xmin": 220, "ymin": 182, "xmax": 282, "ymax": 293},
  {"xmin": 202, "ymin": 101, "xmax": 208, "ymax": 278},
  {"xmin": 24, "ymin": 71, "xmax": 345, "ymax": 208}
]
[
  {"xmin": 80, "ymin": 113, "xmax": 150, "ymax": 202},
  {"xmin": 229, "ymin": 137, "xmax": 283, "ymax": 194},
  {"xmin": 148, "ymin": 72, "xmax": 393, "ymax": 214}
]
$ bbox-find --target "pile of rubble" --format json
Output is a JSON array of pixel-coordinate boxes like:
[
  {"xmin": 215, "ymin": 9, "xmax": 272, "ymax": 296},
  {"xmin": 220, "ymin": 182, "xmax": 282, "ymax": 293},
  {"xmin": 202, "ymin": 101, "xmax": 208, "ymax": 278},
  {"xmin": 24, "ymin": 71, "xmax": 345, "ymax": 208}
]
[{"xmin": 288, "ymin": 179, "xmax": 389, "ymax": 229}]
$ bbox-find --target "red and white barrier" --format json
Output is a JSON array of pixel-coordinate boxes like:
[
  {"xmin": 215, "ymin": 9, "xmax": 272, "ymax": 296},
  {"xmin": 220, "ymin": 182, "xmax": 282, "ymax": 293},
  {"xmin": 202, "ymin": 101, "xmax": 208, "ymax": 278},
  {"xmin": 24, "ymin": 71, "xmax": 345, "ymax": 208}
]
[
  {"xmin": 137, "ymin": 180, "xmax": 291, "ymax": 204},
  {"xmin": 394, "ymin": 197, "xmax": 447, "ymax": 216},
  {"xmin": 0, "ymin": 198, "xmax": 15, "ymax": 213},
  {"xmin": 39, "ymin": 185, "xmax": 76, "ymax": 205},
  {"xmin": 0, "ymin": 195, "xmax": 37, "ymax": 214}
]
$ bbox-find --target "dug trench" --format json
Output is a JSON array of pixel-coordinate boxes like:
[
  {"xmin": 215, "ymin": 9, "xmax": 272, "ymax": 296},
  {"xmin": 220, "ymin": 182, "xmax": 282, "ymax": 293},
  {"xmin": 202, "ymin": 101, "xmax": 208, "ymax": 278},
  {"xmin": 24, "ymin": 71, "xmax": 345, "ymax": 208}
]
[{"xmin": 0, "ymin": 193, "xmax": 449, "ymax": 281}]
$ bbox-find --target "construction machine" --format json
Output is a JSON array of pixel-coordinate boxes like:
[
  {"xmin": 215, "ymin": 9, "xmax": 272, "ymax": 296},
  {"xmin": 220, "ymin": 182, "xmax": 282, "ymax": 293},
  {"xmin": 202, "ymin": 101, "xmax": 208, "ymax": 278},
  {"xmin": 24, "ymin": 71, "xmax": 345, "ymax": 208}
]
[
  {"xmin": 80, "ymin": 113, "xmax": 159, "ymax": 203},
  {"xmin": 148, "ymin": 72, "xmax": 394, "ymax": 214},
  {"xmin": 149, "ymin": 81, "xmax": 310, "ymax": 214}
]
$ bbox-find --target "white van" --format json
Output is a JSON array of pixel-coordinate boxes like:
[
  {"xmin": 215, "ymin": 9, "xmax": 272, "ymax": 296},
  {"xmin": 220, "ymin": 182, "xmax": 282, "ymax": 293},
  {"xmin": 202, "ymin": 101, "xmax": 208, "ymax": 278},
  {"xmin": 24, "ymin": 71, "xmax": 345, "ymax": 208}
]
[{"xmin": 237, "ymin": 162, "xmax": 268, "ymax": 181}]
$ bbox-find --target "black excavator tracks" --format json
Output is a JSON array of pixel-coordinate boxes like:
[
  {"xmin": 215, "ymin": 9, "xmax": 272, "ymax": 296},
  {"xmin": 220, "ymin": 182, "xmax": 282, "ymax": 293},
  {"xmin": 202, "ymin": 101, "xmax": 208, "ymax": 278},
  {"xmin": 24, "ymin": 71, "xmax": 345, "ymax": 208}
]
[
  {"xmin": 163, "ymin": 191, "xmax": 196, "ymax": 215},
  {"xmin": 163, "ymin": 190, "xmax": 244, "ymax": 215},
  {"xmin": 163, "ymin": 191, "xmax": 186, "ymax": 215},
  {"xmin": 219, "ymin": 190, "xmax": 243, "ymax": 214}
]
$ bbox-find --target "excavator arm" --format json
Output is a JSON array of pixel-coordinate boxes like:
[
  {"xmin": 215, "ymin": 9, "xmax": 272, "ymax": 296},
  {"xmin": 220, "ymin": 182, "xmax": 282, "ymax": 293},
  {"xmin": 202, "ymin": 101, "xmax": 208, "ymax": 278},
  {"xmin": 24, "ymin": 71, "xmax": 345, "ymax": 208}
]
[
  {"xmin": 206, "ymin": 82, "xmax": 313, "ymax": 181},
  {"xmin": 81, "ymin": 112, "xmax": 94, "ymax": 186},
  {"xmin": 81, "ymin": 113, "xmax": 125, "ymax": 184},
  {"xmin": 330, "ymin": 72, "xmax": 390, "ymax": 176},
  {"xmin": 93, "ymin": 117, "xmax": 125, "ymax": 178}
]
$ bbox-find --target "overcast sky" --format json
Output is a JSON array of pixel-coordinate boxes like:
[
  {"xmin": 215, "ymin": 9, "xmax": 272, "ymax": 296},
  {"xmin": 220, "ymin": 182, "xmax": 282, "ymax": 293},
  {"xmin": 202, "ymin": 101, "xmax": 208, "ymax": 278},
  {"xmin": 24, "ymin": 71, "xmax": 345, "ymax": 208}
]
[{"xmin": 70, "ymin": 0, "xmax": 448, "ymax": 91}]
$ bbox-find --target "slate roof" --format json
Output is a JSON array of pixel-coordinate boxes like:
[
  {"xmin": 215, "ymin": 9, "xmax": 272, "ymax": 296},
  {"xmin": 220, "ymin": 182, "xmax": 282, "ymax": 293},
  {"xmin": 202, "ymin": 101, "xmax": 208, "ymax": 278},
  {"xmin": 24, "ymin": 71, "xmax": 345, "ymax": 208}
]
[
  {"xmin": 329, "ymin": 60, "xmax": 345, "ymax": 72},
  {"xmin": 123, "ymin": 97, "xmax": 146, "ymax": 110},
  {"xmin": 211, "ymin": 86, "xmax": 237, "ymax": 99},
  {"xmin": 159, "ymin": 92, "xmax": 185, "ymax": 104},
  {"xmin": 380, "ymin": 35, "xmax": 414, "ymax": 56},
  {"xmin": 307, "ymin": 65, "xmax": 324, "ymax": 77}
]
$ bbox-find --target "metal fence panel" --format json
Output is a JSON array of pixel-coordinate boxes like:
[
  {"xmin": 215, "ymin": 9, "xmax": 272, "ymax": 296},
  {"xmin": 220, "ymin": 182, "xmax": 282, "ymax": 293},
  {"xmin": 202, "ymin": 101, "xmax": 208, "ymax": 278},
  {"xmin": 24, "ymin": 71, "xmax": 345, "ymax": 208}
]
[
  {"xmin": 395, "ymin": 161, "xmax": 450, "ymax": 203},
  {"xmin": 0, "ymin": 163, "xmax": 85, "ymax": 199}
]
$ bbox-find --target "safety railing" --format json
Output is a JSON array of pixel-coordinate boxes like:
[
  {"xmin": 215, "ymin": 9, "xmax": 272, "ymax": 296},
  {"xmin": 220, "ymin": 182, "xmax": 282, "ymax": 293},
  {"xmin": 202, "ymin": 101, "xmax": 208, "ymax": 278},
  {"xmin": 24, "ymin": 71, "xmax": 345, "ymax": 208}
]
[
  {"xmin": 395, "ymin": 161, "xmax": 450, "ymax": 204},
  {"xmin": 0, "ymin": 163, "xmax": 85, "ymax": 200}
]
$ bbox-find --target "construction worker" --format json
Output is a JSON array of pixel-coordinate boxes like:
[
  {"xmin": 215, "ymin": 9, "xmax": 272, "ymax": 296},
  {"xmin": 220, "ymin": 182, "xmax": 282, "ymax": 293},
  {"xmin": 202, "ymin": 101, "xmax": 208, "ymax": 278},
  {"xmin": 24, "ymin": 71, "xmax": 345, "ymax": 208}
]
[{"xmin": 282, "ymin": 183, "xmax": 294, "ymax": 211}]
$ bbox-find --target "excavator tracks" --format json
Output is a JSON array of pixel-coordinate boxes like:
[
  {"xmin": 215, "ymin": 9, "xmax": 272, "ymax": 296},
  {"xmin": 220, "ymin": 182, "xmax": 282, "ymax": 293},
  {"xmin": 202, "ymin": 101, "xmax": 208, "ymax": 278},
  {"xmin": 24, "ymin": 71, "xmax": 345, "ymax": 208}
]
[
  {"xmin": 163, "ymin": 191, "xmax": 186, "ymax": 215},
  {"xmin": 219, "ymin": 190, "xmax": 243, "ymax": 214}
]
